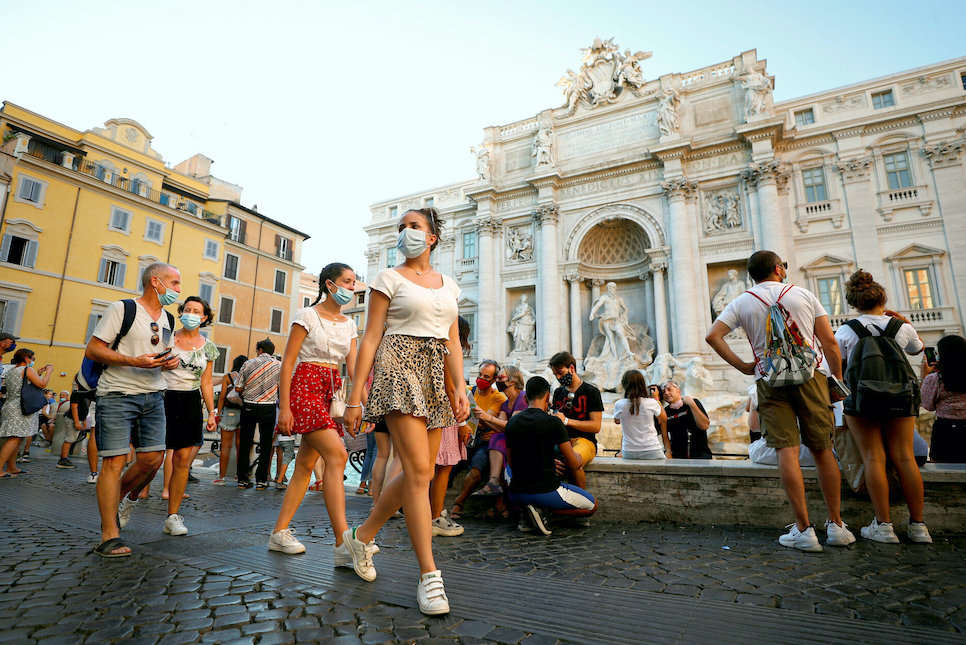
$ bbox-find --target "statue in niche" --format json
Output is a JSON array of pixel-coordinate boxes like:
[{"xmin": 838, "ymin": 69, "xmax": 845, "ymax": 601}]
[
  {"xmin": 505, "ymin": 227, "xmax": 533, "ymax": 262},
  {"xmin": 532, "ymin": 128, "xmax": 553, "ymax": 167},
  {"xmin": 471, "ymin": 145, "xmax": 490, "ymax": 182},
  {"xmin": 507, "ymin": 295, "xmax": 536, "ymax": 354},
  {"xmin": 589, "ymin": 282, "xmax": 634, "ymax": 361},
  {"xmin": 740, "ymin": 69, "xmax": 772, "ymax": 118},
  {"xmin": 711, "ymin": 270, "xmax": 749, "ymax": 318},
  {"xmin": 583, "ymin": 282, "xmax": 655, "ymax": 391},
  {"xmin": 657, "ymin": 88, "xmax": 680, "ymax": 137},
  {"xmin": 724, "ymin": 192, "xmax": 741, "ymax": 228}
]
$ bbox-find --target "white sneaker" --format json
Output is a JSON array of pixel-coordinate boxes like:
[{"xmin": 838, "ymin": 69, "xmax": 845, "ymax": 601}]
[
  {"xmin": 163, "ymin": 514, "xmax": 188, "ymax": 536},
  {"xmin": 87, "ymin": 472, "xmax": 98, "ymax": 484},
  {"xmin": 417, "ymin": 570, "xmax": 450, "ymax": 615},
  {"xmin": 523, "ymin": 505, "xmax": 551, "ymax": 536},
  {"xmin": 212, "ymin": 478, "xmax": 226, "ymax": 486},
  {"xmin": 341, "ymin": 528, "xmax": 377, "ymax": 582},
  {"xmin": 907, "ymin": 521, "xmax": 933, "ymax": 544},
  {"xmin": 778, "ymin": 524, "xmax": 823, "ymax": 552},
  {"xmin": 117, "ymin": 496, "xmax": 137, "ymax": 529},
  {"xmin": 860, "ymin": 518, "xmax": 900, "ymax": 544},
  {"xmin": 268, "ymin": 528, "xmax": 305, "ymax": 554},
  {"xmin": 333, "ymin": 542, "xmax": 353, "ymax": 567},
  {"xmin": 824, "ymin": 519, "xmax": 856, "ymax": 546},
  {"xmin": 431, "ymin": 512, "xmax": 464, "ymax": 537}
]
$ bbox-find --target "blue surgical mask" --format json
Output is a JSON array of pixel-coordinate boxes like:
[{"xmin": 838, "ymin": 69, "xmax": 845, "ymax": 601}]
[
  {"xmin": 396, "ymin": 227, "xmax": 429, "ymax": 259},
  {"xmin": 180, "ymin": 313, "xmax": 202, "ymax": 330},
  {"xmin": 155, "ymin": 280, "xmax": 179, "ymax": 306},
  {"xmin": 6, "ymin": 342, "xmax": 15, "ymax": 352},
  {"xmin": 329, "ymin": 282, "xmax": 353, "ymax": 306}
]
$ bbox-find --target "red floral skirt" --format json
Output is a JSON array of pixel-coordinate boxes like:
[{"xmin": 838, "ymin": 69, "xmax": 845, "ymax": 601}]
[{"xmin": 290, "ymin": 363, "xmax": 342, "ymax": 435}]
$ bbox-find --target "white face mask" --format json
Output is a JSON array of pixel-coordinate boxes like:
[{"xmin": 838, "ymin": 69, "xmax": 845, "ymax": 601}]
[{"xmin": 396, "ymin": 227, "xmax": 430, "ymax": 259}]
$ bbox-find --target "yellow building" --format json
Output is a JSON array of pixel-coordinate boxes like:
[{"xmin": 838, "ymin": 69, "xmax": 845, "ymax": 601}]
[{"xmin": 0, "ymin": 102, "xmax": 308, "ymax": 391}]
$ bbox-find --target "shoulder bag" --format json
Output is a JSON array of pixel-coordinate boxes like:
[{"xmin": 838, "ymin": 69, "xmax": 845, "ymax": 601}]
[{"xmin": 20, "ymin": 369, "xmax": 48, "ymax": 416}]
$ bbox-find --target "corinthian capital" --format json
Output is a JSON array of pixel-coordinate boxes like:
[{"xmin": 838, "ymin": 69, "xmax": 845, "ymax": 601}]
[
  {"xmin": 748, "ymin": 160, "xmax": 790, "ymax": 189},
  {"xmin": 474, "ymin": 215, "xmax": 502, "ymax": 236},
  {"xmin": 921, "ymin": 140, "xmax": 964, "ymax": 169},
  {"xmin": 532, "ymin": 203, "xmax": 559, "ymax": 226},
  {"xmin": 832, "ymin": 156, "xmax": 872, "ymax": 183},
  {"xmin": 661, "ymin": 178, "xmax": 697, "ymax": 201}
]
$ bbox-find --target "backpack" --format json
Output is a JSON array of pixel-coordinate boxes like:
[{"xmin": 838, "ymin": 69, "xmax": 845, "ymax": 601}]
[
  {"xmin": 747, "ymin": 285, "xmax": 819, "ymax": 387},
  {"xmin": 843, "ymin": 318, "xmax": 920, "ymax": 418},
  {"xmin": 79, "ymin": 300, "xmax": 174, "ymax": 391}
]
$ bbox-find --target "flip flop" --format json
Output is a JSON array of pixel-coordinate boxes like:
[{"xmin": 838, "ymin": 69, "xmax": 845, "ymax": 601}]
[
  {"xmin": 0, "ymin": 473, "xmax": 13, "ymax": 479},
  {"xmin": 449, "ymin": 503, "xmax": 463, "ymax": 520},
  {"xmin": 93, "ymin": 537, "xmax": 132, "ymax": 558}
]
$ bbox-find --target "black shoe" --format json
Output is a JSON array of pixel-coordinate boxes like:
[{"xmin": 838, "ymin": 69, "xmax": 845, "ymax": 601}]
[
  {"xmin": 238, "ymin": 481, "xmax": 253, "ymax": 489},
  {"xmin": 187, "ymin": 473, "xmax": 200, "ymax": 483},
  {"xmin": 524, "ymin": 505, "xmax": 551, "ymax": 536},
  {"xmin": 255, "ymin": 481, "xmax": 268, "ymax": 490},
  {"xmin": 56, "ymin": 458, "xmax": 77, "ymax": 469}
]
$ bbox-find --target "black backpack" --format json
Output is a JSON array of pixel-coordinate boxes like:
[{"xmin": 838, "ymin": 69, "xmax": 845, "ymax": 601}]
[{"xmin": 843, "ymin": 318, "xmax": 920, "ymax": 418}]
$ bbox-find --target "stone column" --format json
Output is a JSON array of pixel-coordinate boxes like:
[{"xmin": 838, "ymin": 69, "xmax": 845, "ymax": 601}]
[
  {"xmin": 751, "ymin": 161, "xmax": 791, "ymax": 260},
  {"xmin": 534, "ymin": 204, "xmax": 561, "ymax": 358},
  {"xmin": 591, "ymin": 279, "xmax": 604, "ymax": 304},
  {"xmin": 475, "ymin": 216, "xmax": 499, "ymax": 361},
  {"xmin": 650, "ymin": 263, "xmax": 670, "ymax": 355},
  {"xmin": 661, "ymin": 178, "xmax": 702, "ymax": 355},
  {"xmin": 567, "ymin": 274, "xmax": 583, "ymax": 360}
]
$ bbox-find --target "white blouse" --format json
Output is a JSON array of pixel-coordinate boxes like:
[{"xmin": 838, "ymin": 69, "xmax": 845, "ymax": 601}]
[
  {"xmin": 292, "ymin": 306, "xmax": 358, "ymax": 364},
  {"xmin": 368, "ymin": 269, "xmax": 460, "ymax": 340}
]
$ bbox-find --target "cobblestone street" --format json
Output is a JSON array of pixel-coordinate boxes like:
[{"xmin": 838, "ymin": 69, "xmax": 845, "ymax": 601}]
[{"xmin": 1, "ymin": 451, "xmax": 965, "ymax": 644}]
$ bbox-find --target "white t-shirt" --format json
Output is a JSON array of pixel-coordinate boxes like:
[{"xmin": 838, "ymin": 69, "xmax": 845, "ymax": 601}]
[
  {"xmin": 292, "ymin": 307, "xmax": 358, "ymax": 364},
  {"xmin": 716, "ymin": 282, "xmax": 831, "ymax": 380},
  {"xmin": 93, "ymin": 300, "xmax": 173, "ymax": 395},
  {"xmin": 163, "ymin": 338, "xmax": 221, "ymax": 392},
  {"xmin": 614, "ymin": 397, "xmax": 664, "ymax": 453},
  {"xmin": 834, "ymin": 314, "xmax": 923, "ymax": 363},
  {"xmin": 368, "ymin": 269, "xmax": 460, "ymax": 340}
]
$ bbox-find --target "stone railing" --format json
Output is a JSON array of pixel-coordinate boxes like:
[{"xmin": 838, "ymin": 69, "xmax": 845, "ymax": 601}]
[
  {"xmin": 828, "ymin": 307, "xmax": 957, "ymax": 332},
  {"xmin": 680, "ymin": 62, "xmax": 735, "ymax": 87},
  {"xmin": 499, "ymin": 118, "xmax": 540, "ymax": 139}
]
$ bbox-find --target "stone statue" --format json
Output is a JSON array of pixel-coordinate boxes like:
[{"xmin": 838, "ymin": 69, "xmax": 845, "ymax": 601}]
[
  {"xmin": 507, "ymin": 295, "xmax": 536, "ymax": 354},
  {"xmin": 557, "ymin": 69, "xmax": 586, "ymax": 114},
  {"xmin": 704, "ymin": 194, "xmax": 725, "ymax": 233},
  {"xmin": 741, "ymin": 69, "xmax": 772, "ymax": 118},
  {"xmin": 712, "ymin": 270, "xmax": 747, "ymax": 318},
  {"xmin": 471, "ymin": 145, "xmax": 490, "ymax": 182},
  {"xmin": 583, "ymin": 281, "xmax": 655, "ymax": 391},
  {"xmin": 506, "ymin": 227, "xmax": 533, "ymax": 262},
  {"xmin": 657, "ymin": 88, "xmax": 680, "ymax": 137},
  {"xmin": 532, "ymin": 128, "xmax": 553, "ymax": 167},
  {"xmin": 557, "ymin": 39, "xmax": 653, "ymax": 115},
  {"xmin": 618, "ymin": 49, "xmax": 650, "ymax": 89},
  {"xmin": 724, "ymin": 192, "xmax": 741, "ymax": 228},
  {"xmin": 589, "ymin": 282, "xmax": 634, "ymax": 361},
  {"xmin": 649, "ymin": 353, "xmax": 676, "ymax": 387},
  {"xmin": 682, "ymin": 356, "xmax": 714, "ymax": 400}
]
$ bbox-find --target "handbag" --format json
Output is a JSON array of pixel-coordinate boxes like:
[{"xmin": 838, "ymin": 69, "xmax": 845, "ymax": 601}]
[
  {"xmin": 20, "ymin": 369, "xmax": 48, "ymax": 416},
  {"xmin": 329, "ymin": 375, "xmax": 347, "ymax": 422},
  {"xmin": 225, "ymin": 374, "xmax": 243, "ymax": 407}
]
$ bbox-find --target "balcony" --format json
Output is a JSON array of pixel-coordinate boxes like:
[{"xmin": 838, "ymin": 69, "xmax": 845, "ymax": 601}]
[
  {"xmin": 876, "ymin": 185, "xmax": 932, "ymax": 221},
  {"xmin": 794, "ymin": 198, "xmax": 844, "ymax": 233},
  {"xmin": 829, "ymin": 307, "xmax": 958, "ymax": 333}
]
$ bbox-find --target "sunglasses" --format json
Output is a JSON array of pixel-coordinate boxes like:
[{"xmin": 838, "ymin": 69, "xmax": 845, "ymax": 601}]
[
  {"xmin": 150, "ymin": 322, "xmax": 160, "ymax": 346},
  {"xmin": 562, "ymin": 391, "xmax": 575, "ymax": 410},
  {"xmin": 779, "ymin": 261, "xmax": 788, "ymax": 269}
]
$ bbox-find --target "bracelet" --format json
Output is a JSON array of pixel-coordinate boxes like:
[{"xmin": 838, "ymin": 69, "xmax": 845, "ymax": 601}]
[
  {"xmin": 345, "ymin": 404, "xmax": 363, "ymax": 409},
  {"xmin": 564, "ymin": 417, "xmax": 569, "ymax": 427}
]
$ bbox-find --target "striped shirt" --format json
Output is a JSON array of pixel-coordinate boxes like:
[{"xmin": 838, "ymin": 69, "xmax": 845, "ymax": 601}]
[{"xmin": 236, "ymin": 354, "xmax": 281, "ymax": 404}]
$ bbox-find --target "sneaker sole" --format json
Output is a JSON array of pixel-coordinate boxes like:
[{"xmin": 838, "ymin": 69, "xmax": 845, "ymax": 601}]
[
  {"xmin": 778, "ymin": 537, "xmax": 823, "ymax": 552},
  {"xmin": 163, "ymin": 527, "xmax": 188, "ymax": 536},
  {"xmin": 418, "ymin": 601, "xmax": 450, "ymax": 616},
  {"xmin": 825, "ymin": 536, "xmax": 856, "ymax": 546},
  {"xmin": 525, "ymin": 505, "xmax": 551, "ymax": 536},
  {"xmin": 56, "ymin": 464, "xmax": 76, "ymax": 469},
  {"xmin": 431, "ymin": 525, "xmax": 465, "ymax": 537},
  {"xmin": 268, "ymin": 543, "xmax": 305, "ymax": 554}
]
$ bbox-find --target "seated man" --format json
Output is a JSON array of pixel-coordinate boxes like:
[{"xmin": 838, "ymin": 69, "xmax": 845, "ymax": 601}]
[
  {"xmin": 548, "ymin": 351, "xmax": 603, "ymax": 489},
  {"xmin": 506, "ymin": 376, "xmax": 596, "ymax": 536}
]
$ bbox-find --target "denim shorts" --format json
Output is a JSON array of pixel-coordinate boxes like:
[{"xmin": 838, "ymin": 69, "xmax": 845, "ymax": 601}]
[
  {"xmin": 95, "ymin": 391, "xmax": 166, "ymax": 457},
  {"xmin": 468, "ymin": 444, "xmax": 490, "ymax": 472}
]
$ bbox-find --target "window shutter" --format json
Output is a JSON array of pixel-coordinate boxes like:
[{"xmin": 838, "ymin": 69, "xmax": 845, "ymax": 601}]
[
  {"xmin": 115, "ymin": 263, "xmax": 126, "ymax": 287},
  {"xmin": 29, "ymin": 181, "xmax": 41, "ymax": 202},
  {"xmin": 275, "ymin": 234, "xmax": 281, "ymax": 252},
  {"xmin": 2, "ymin": 300, "xmax": 18, "ymax": 334},
  {"xmin": 238, "ymin": 220, "xmax": 247, "ymax": 244},
  {"xmin": 0, "ymin": 235, "xmax": 10, "ymax": 262},
  {"xmin": 85, "ymin": 314, "xmax": 100, "ymax": 342},
  {"xmin": 98, "ymin": 258, "xmax": 108, "ymax": 283},
  {"xmin": 24, "ymin": 240, "xmax": 38, "ymax": 268}
]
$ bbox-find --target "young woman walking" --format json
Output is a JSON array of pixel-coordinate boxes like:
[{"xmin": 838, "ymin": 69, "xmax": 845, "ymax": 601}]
[{"xmin": 213, "ymin": 354, "xmax": 247, "ymax": 485}]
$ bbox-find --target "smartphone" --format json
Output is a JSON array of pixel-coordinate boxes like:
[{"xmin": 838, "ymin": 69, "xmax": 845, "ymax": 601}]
[
  {"xmin": 828, "ymin": 375, "xmax": 851, "ymax": 399},
  {"xmin": 154, "ymin": 348, "xmax": 173, "ymax": 360},
  {"xmin": 924, "ymin": 346, "xmax": 937, "ymax": 365}
]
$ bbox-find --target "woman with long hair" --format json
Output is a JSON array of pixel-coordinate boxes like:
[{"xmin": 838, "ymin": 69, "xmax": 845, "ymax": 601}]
[
  {"xmin": 344, "ymin": 207, "xmax": 469, "ymax": 615},
  {"xmin": 1, "ymin": 348, "xmax": 52, "ymax": 477},
  {"xmin": 268, "ymin": 262, "xmax": 358, "ymax": 559},
  {"xmin": 615, "ymin": 370, "xmax": 669, "ymax": 459},
  {"xmin": 921, "ymin": 334, "xmax": 966, "ymax": 463},
  {"xmin": 470, "ymin": 364, "xmax": 527, "ymax": 497},
  {"xmin": 835, "ymin": 269, "xmax": 930, "ymax": 544},
  {"xmin": 213, "ymin": 354, "xmax": 248, "ymax": 485}
]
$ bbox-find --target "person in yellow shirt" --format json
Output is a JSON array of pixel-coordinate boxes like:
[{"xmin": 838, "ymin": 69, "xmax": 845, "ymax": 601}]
[{"xmin": 449, "ymin": 360, "xmax": 507, "ymax": 518}]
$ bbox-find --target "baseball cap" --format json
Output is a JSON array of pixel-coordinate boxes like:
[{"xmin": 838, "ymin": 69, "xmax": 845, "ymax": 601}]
[{"xmin": 0, "ymin": 333, "xmax": 18, "ymax": 342}]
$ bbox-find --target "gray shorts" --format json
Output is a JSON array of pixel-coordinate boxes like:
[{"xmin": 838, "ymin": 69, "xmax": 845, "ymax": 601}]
[
  {"xmin": 219, "ymin": 407, "xmax": 241, "ymax": 431},
  {"xmin": 276, "ymin": 440, "xmax": 295, "ymax": 463}
]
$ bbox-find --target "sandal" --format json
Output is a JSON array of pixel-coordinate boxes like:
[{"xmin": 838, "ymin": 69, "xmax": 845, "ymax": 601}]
[
  {"xmin": 355, "ymin": 482, "xmax": 369, "ymax": 495},
  {"xmin": 482, "ymin": 506, "xmax": 511, "ymax": 520},
  {"xmin": 449, "ymin": 503, "xmax": 463, "ymax": 520},
  {"xmin": 308, "ymin": 482, "xmax": 323, "ymax": 492},
  {"xmin": 93, "ymin": 537, "xmax": 132, "ymax": 558},
  {"xmin": 472, "ymin": 479, "xmax": 504, "ymax": 497}
]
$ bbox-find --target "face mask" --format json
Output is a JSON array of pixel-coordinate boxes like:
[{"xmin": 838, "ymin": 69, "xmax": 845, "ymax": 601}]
[
  {"xmin": 6, "ymin": 342, "xmax": 15, "ymax": 352},
  {"xmin": 496, "ymin": 381, "xmax": 509, "ymax": 392},
  {"xmin": 329, "ymin": 282, "xmax": 353, "ymax": 306},
  {"xmin": 475, "ymin": 377, "xmax": 492, "ymax": 391},
  {"xmin": 557, "ymin": 371, "xmax": 574, "ymax": 388},
  {"xmin": 180, "ymin": 313, "xmax": 202, "ymax": 330},
  {"xmin": 397, "ymin": 227, "xmax": 429, "ymax": 259},
  {"xmin": 155, "ymin": 280, "xmax": 179, "ymax": 306}
]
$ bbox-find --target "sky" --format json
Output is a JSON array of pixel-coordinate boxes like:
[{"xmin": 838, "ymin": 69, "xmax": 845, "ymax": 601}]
[{"xmin": 4, "ymin": 0, "xmax": 964, "ymax": 278}]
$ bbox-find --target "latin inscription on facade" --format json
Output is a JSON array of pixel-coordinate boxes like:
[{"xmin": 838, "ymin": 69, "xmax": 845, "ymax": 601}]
[
  {"xmin": 558, "ymin": 170, "xmax": 660, "ymax": 199},
  {"xmin": 692, "ymin": 97, "xmax": 732, "ymax": 127},
  {"xmin": 557, "ymin": 113, "xmax": 653, "ymax": 158}
]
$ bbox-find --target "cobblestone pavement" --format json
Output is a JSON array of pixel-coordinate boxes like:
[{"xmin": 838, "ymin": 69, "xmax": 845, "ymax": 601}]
[{"xmin": 1, "ymin": 450, "xmax": 965, "ymax": 644}]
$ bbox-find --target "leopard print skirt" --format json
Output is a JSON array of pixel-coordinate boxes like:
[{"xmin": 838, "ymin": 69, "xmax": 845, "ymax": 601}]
[{"xmin": 363, "ymin": 334, "xmax": 456, "ymax": 430}]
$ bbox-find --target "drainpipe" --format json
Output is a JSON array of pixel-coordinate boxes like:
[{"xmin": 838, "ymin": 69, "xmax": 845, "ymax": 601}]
[{"xmin": 49, "ymin": 186, "xmax": 81, "ymax": 345}]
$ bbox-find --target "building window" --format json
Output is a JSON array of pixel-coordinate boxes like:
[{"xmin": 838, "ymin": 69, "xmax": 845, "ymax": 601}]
[
  {"xmin": 462, "ymin": 231, "xmax": 477, "ymax": 259},
  {"xmin": 801, "ymin": 167, "xmax": 828, "ymax": 203},
  {"xmin": 224, "ymin": 253, "xmax": 239, "ymax": 280},
  {"xmin": 270, "ymin": 308, "xmax": 283, "ymax": 333},
  {"xmin": 16, "ymin": 176, "xmax": 43, "ymax": 204},
  {"xmin": 274, "ymin": 269, "xmax": 287, "ymax": 294},
  {"xmin": 228, "ymin": 216, "xmax": 247, "ymax": 243},
  {"xmin": 302, "ymin": 296, "xmax": 311, "ymax": 308},
  {"xmin": 204, "ymin": 239, "xmax": 219, "ymax": 260},
  {"xmin": 275, "ymin": 235, "xmax": 292, "ymax": 261},
  {"xmin": 904, "ymin": 268, "xmax": 935, "ymax": 309},
  {"xmin": 109, "ymin": 207, "xmax": 132, "ymax": 233},
  {"xmin": 218, "ymin": 296, "xmax": 234, "ymax": 324},
  {"xmin": 213, "ymin": 346, "xmax": 229, "ymax": 374},
  {"xmin": 199, "ymin": 282, "xmax": 214, "ymax": 305},
  {"xmin": 0, "ymin": 234, "xmax": 38, "ymax": 267},
  {"xmin": 389, "ymin": 206, "xmax": 398, "ymax": 218},
  {"xmin": 98, "ymin": 258, "xmax": 126, "ymax": 287},
  {"xmin": 185, "ymin": 202, "xmax": 198, "ymax": 215},
  {"xmin": 0, "ymin": 299, "xmax": 21, "ymax": 335},
  {"xmin": 883, "ymin": 152, "xmax": 913, "ymax": 190},
  {"xmin": 357, "ymin": 292, "xmax": 365, "ymax": 305},
  {"xmin": 816, "ymin": 277, "xmax": 843, "ymax": 315},
  {"xmin": 794, "ymin": 109, "xmax": 814, "ymax": 126},
  {"xmin": 144, "ymin": 218, "xmax": 164, "ymax": 243},
  {"xmin": 872, "ymin": 90, "xmax": 895, "ymax": 110},
  {"xmin": 386, "ymin": 247, "xmax": 396, "ymax": 268}
]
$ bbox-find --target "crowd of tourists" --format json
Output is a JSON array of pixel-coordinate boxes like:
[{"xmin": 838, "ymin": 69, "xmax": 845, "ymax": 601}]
[{"xmin": 0, "ymin": 207, "xmax": 962, "ymax": 614}]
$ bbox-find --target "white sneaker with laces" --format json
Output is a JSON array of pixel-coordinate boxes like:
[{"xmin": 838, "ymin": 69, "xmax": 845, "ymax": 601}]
[
  {"xmin": 341, "ymin": 528, "xmax": 377, "ymax": 582},
  {"xmin": 860, "ymin": 518, "xmax": 900, "ymax": 544},
  {"xmin": 87, "ymin": 472, "xmax": 98, "ymax": 484},
  {"xmin": 906, "ymin": 521, "xmax": 933, "ymax": 544},
  {"xmin": 778, "ymin": 524, "xmax": 823, "ymax": 552},
  {"xmin": 117, "ymin": 496, "xmax": 137, "ymax": 529},
  {"xmin": 524, "ymin": 505, "xmax": 551, "ymax": 536},
  {"xmin": 333, "ymin": 542, "xmax": 353, "ymax": 567},
  {"xmin": 268, "ymin": 528, "xmax": 305, "ymax": 554},
  {"xmin": 824, "ymin": 519, "xmax": 856, "ymax": 546},
  {"xmin": 163, "ymin": 514, "xmax": 188, "ymax": 536},
  {"xmin": 431, "ymin": 511, "xmax": 464, "ymax": 537},
  {"xmin": 417, "ymin": 570, "xmax": 450, "ymax": 615}
]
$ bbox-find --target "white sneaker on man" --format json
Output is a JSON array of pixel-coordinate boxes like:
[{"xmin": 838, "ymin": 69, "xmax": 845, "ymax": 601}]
[
  {"xmin": 860, "ymin": 518, "xmax": 900, "ymax": 544},
  {"xmin": 906, "ymin": 521, "xmax": 933, "ymax": 544},
  {"xmin": 417, "ymin": 570, "xmax": 450, "ymax": 615},
  {"xmin": 117, "ymin": 496, "xmax": 138, "ymax": 529},
  {"xmin": 778, "ymin": 523, "xmax": 823, "ymax": 552},
  {"xmin": 268, "ymin": 528, "xmax": 305, "ymax": 554},
  {"xmin": 163, "ymin": 514, "xmax": 188, "ymax": 536},
  {"xmin": 431, "ymin": 511, "xmax": 464, "ymax": 537},
  {"xmin": 824, "ymin": 519, "xmax": 856, "ymax": 546},
  {"xmin": 341, "ymin": 528, "xmax": 377, "ymax": 582},
  {"xmin": 523, "ymin": 505, "xmax": 551, "ymax": 536}
]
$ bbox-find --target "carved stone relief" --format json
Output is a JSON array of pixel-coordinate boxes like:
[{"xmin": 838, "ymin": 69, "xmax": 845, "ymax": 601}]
[
  {"xmin": 702, "ymin": 188, "xmax": 742, "ymax": 235},
  {"xmin": 505, "ymin": 225, "xmax": 534, "ymax": 263},
  {"xmin": 901, "ymin": 74, "xmax": 951, "ymax": 97},
  {"xmin": 556, "ymin": 38, "xmax": 654, "ymax": 116},
  {"xmin": 821, "ymin": 94, "xmax": 865, "ymax": 114}
]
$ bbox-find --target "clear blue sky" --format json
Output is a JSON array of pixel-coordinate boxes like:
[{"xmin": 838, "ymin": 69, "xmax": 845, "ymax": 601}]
[{"xmin": 4, "ymin": 0, "xmax": 963, "ymax": 278}]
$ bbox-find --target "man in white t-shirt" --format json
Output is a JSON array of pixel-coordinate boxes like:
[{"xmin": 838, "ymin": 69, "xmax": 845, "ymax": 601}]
[
  {"xmin": 84, "ymin": 262, "xmax": 181, "ymax": 558},
  {"xmin": 706, "ymin": 250, "xmax": 855, "ymax": 552}
]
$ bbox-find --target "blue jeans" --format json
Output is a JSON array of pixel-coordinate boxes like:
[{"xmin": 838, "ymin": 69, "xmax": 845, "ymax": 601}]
[
  {"xmin": 95, "ymin": 391, "xmax": 166, "ymax": 458},
  {"xmin": 509, "ymin": 483, "xmax": 597, "ymax": 516},
  {"xmin": 359, "ymin": 431, "xmax": 377, "ymax": 482}
]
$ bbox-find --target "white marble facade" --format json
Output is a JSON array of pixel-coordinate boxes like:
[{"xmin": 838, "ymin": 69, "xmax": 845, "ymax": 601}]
[{"xmin": 364, "ymin": 45, "xmax": 966, "ymax": 404}]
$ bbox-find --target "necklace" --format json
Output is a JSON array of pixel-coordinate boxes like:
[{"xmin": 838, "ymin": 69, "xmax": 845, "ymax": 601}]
[{"xmin": 414, "ymin": 266, "xmax": 431, "ymax": 276}]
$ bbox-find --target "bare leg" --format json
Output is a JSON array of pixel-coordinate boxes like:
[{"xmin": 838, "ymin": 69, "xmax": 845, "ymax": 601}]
[
  {"xmin": 219, "ymin": 430, "xmax": 233, "ymax": 478},
  {"xmin": 313, "ymin": 456, "xmax": 324, "ymax": 486},
  {"xmin": 371, "ymin": 432, "xmax": 391, "ymax": 504},
  {"xmin": 0, "ymin": 437, "xmax": 21, "ymax": 473},
  {"xmin": 487, "ymin": 450, "xmax": 504, "ymax": 484},
  {"xmin": 21, "ymin": 436, "xmax": 32, "ymax": 456},
  {"xmin": 776, "ymin": 446, "xmax": 810, "ymax": 530},
  {"xmin": 308, "ymin": 430, "xmax": 349, "ymax": 542},
  {"xmin": 809, "ymin": 447, "xmax": 843, "ymax": 525},
  {"xmin": 451, "ymin": 468, "xmax": 483, "ymax": 510},
  {"xmin": 60, "ymin": 440, "xmax": 73, "ymax": 460},
  {"xmin": 846, "ymin": 416, "xmax": 891, "ymax": 522},
  {"xmin": 430, "ymin": 465, "xmax": 452, "ymax": 519},
  {"xmin": 161, "ymin": 449, "xmax": 175, "ymax": 499},
  {"xmin": 96, "ymin": 454, "xmax": 129, "ymax": 549},
  {"xmin": 273, "ymin": 440, "xmax": 320, "ymax": 532},
  {"xmin": 882, "ymin": 417, "xmax": 924, "ymax": 523},
  {"xmin": 275, "ymin": 446, "xmax": 283, "ymax": 481},
  {"xmin": 87, "ymin": 430, "xmax": 98, "ymax": 473},
  {"xmin": 167, "ymin": 447, "xmax": 194, "ymax": 515}
]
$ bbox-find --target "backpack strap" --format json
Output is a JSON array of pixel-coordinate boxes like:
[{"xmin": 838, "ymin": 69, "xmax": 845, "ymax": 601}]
[
  {"xmin": 845, "ymin": 319, "xmax": 872, "ymax": 339},
  {"xmin": 164, "ymin": 310, "xmax": 175, "ymax": 335},
  {"xmin": 111, "ymin": 299, "xmax": 138, "ymax": 351},
  {"xmin": 882, "ymin": 317, "xmax": 904, "ymax": 339}
]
